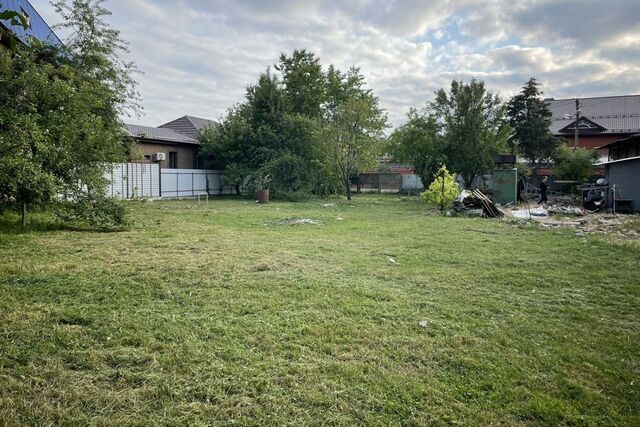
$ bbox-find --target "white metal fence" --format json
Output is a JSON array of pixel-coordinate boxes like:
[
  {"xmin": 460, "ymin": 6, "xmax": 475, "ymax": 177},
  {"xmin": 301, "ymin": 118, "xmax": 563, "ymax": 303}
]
[
  {"xmin": 160, "ymin": 168, "xmax": 237, "ymax": 198},
  {"xmin": 105, "ymin": 164, "xmax": 241, "ymax": 199},
  {"xmin": 105, "ymin": 163, "xmax": 160, "ymax": 199}
]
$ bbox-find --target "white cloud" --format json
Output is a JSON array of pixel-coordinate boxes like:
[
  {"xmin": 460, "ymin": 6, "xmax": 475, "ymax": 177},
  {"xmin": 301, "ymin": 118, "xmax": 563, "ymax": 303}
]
[{"xmin": 29, "ymin": 0, "xmax": 640, "ymax": 127}]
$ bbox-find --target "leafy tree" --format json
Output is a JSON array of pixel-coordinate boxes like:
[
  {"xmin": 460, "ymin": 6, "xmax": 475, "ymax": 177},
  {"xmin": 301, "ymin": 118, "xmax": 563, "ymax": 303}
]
[
  {"xmin": 0, "ymin": 0, "xmax": 140, "ymax": 227},
  {"xmin": 222, "ymin": 162, "xmax": 250, "ymax": 195},
  {"xmin": 506, "ymin": 78, "xmax": 561, "ymax": 165},
  {"xmin": 200, "ymin": 53, "xmax": 385, "ymax": 199},
  {"xmin": 277, "ymin": 49, "xmax": 325, "ymax": 119},
  {"xmin": 421, "ymin": 165, "xmax": 460, "ymax": 211},
  {"xmin": 52, "ymin": 0, "xmax": 142, "ymax": 117},
  {"xmin": 431, "ymin": 79, "xmax": 509, "ymax": 187},
  {"xmin": 554, "ymin": 146, "xmax": 598, "ymax": 182},
  {"xmin": 322, "ymin": 67, "xmax": 388, "ymax": 200},
  {"xmin": 388, "ymin": 108, "xmax": 446, "ymax": 187}
]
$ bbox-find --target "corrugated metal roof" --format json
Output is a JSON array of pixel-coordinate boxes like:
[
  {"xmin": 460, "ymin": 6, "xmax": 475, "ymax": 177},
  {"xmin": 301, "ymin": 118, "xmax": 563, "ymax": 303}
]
[
  {"xmin": 548, "ymin": 95, "xmax": 640, "ymax": 135},
  {"xmin": 124, "ymin": 124, "xmax": 198, "ymax": 145},
  {"xmin": 160, "ymin": 115, "xmax": 217, "ymax": 138}
]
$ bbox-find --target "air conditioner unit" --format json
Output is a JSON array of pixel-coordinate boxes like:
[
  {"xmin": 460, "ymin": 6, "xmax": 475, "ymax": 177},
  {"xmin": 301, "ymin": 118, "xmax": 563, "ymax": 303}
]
[{"xmin": 152, "ymin": 152, "xmax": 166, "ymax": 162}]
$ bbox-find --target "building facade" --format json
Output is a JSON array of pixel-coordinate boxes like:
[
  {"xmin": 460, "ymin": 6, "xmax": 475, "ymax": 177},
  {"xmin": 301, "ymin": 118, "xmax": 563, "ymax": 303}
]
[
  {"xmin": 600, "ymin": 134, "xmax": 640, "ymax": 212},
  {"xmin": 548, "ymin": 95, "xmax": 640, "ymax": 162},
  {"xmin": 0, "ymin": 0, "xmax": 62, "ymax": 47},
  {"xmin": 125, "ymin": 116, "xmax": 216, "ymax": 169},
  {"xmin": 125, "ymin": 124, "xmax": 201, "ymax": 169}
]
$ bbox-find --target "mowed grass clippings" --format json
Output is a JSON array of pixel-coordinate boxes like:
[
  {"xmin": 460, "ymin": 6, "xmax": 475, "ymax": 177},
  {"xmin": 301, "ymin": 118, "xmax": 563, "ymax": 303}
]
[{"xmin": 0, "ymin": 196, "xmax": 638, "ymax": 425}]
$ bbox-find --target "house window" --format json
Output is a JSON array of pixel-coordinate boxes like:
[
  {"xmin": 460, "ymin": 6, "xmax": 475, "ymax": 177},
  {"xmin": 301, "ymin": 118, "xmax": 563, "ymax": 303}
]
[
  {"xmin": 143, "ymin": 154, "xmax": 151, "ymax": 161},
  {"xmin": 169, "ymin": 151, "xmax": 178, "ymax": 169},
  {"xmin": 193, "ymin": 153, "xmax": 201, "ymax": 169},
  {"xmin": 20, "ymin": 7, "xmax": 31, "ymax": 28}
]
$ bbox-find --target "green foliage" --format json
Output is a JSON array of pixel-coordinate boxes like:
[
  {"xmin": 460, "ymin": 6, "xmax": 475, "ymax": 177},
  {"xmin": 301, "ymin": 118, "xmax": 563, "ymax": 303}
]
[
  {"xmin": 200, "ymin": 51, "xmax": 386, "ymax": 200},
  {"xmin": 554, "ymin": 146, "xmax": 598, "ymax": 182},
  {"xmin": 222, "ymin": 163, "xmax": 250, "ymax": 195},
  {"xmin": 0, "ymin": 1, "xmax": 139, "ymax": 227},
  {"xmin": 52, "ymin": 0, "xmax": 142, "ymax": 117},
  {"xmin": 0, "ymin": 7, "xmax": 29, "ymax": 28},
  {"xmin": 277, "ymin": 49, "xmax": 326, "ymax": 118},
  {"xmin": 263, "ymin": 153, "xmax": 311, "ymax": 195},
  {"xmin": 431, "ymin": 79, "xmax": 509, "ymax": 186},
  {"xmin": 420, "ymin": 165, "xmax": 460, "ymax": 210},
  {"xmin": 388, "ymin": 108, "xmax": 445, "ymax": 187},
  {"xmin": 322, "ymin": 66, "xmax": 388, "ymax": 200},
  {"xmin": 506, "ymin": 78, "xmax": 562, "ymax": 164},
  {"xmin": 55, "ymin": 194, "xmax": 129, "ymax": 228}
]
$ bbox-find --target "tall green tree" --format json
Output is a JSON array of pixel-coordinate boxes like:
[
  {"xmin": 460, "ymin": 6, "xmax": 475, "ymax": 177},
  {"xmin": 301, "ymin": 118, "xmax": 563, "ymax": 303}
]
[
  {"xmin": 322, "ymin": 67, "xmax": 388, "ymax": 200},
  {"xmin": 52, "ymin": 0, "xmax": 142, "ymax": 117},
  {"xmin": 506, "ymin": 78, "xmax": 561, "ymax": 165},
  {"xmin": 277, "ymin": 49, "xmax": 326, "ymax": 119},
  {"xmin": 0, "ymin": 0, "xmax": 140, "ymax": 226},
  {"xmin": 387, "ymin": 108, "xmax": 446, "ymax": 187},
  {"xmin": 431, "ymin": 79, "xmax": 509, "ymax": 186}
]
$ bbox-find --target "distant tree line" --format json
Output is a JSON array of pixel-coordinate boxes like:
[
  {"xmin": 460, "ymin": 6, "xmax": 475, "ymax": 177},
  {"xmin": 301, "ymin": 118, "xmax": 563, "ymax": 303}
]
[
  {"xmin": 204, "ymin": 66, "xmax": 596, "ymax": 200},
  {"xmin": 389, "ymin": 77, "xmax": 597, "ymax": 188}
]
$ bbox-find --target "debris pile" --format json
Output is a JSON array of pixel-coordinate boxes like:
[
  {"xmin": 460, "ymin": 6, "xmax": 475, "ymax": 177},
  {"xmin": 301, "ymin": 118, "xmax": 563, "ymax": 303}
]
[
  {"xmin": 472, "ymin": 189, "xmax": 504, "ymax": 218},
  {"xmin": 511, "ymin": 207, "xmax": 548, "ymax": 220},
  {"xmin": 452, "ymin": 195, "xmax": 482, "ymax": 212},
  {"xmin": 267, "ymin": 217, "xmax": 322, "ymax": 226},
  {"xmin": 452, "ymin": 189, "xmax": 504, "ymax": 218},
  {"xmin": 547, "ymin": 204, "xmax": 584, "ymax": 216}
]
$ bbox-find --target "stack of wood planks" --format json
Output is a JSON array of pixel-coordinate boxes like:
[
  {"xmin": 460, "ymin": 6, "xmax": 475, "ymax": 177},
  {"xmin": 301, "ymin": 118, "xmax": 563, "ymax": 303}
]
[{"xmin": 472, "ymin": 189, "xmax": 504, "ymax": 218}]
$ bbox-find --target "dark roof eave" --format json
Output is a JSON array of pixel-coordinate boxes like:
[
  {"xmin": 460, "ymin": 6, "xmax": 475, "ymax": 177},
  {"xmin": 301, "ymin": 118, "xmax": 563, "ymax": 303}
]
[
  {"xmin": 129, "ymin": 136, "xmax": 200, "ymax": 146},
  {"xmin": 597, "ymin": 133, "xmax": 640, "ymax": 150}
]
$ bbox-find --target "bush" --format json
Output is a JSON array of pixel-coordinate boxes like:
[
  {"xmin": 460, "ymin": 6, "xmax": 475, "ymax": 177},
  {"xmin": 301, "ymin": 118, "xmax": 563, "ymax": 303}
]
[
  {"xmin": 421, "ymin": 165, "xmax": 460, "ymax": 210},
  {"xmin": 264, "ymin": 154, "xmax": 311, "ymax": 194},
  {"xmin": 554, "ymin": 146, "xmax": 598, "ymax": 182},
  {"xmin": 55, "ymin": 194, "xmax": 130, "ymax": 228}
]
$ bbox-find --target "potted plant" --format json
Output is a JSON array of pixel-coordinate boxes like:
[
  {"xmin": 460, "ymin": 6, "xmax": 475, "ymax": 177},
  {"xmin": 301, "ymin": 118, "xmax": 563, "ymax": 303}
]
[{"xmin": 256, "ymin": 173, "xmax": 272, "ymax": 204}]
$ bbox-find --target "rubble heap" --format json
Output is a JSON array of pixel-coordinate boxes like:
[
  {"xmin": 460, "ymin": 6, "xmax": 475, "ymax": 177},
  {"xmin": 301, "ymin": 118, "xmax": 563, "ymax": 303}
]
[
  {"xmin": 452, "ymin": 190, "xmax": 504, "ymax": 218},
  {"xmin": 547, "ymin": 204, "xmax": 584, "ymax": 216}
]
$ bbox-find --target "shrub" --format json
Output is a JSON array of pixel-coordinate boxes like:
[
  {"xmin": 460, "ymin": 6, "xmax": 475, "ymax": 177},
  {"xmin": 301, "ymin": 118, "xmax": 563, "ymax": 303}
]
[
  {"xmin": 554, "ymin": 146, "xmax": 598, "ymax": 182},
  {"xmin": 264, "ymin": 154, "xmax": 311, "ymax": 194},
  {"xmin": 55, "ymin": 194, "xmax": 130, "ymax": 228},
  {"xmin": 421, "ymin": 165, "xmax": 460, "ymax": 210}
]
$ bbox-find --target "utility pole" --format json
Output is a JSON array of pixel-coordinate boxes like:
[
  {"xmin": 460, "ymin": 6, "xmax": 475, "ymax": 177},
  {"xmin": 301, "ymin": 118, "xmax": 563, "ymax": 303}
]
[{"xmin": 574, "ymin": 98, "xmax": 580, "ymax": 148}]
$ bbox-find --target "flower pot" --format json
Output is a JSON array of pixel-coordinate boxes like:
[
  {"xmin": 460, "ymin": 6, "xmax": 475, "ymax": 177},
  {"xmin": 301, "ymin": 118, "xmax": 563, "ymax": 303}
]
[{"xmin": 257, "ymin": 189, "xmax": 269, "ymax": 204}]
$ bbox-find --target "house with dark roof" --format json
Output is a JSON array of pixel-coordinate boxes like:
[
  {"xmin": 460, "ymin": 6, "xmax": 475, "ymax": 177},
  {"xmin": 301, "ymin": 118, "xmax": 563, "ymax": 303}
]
[
  {"xmin": 0, "ymin": 0, "xmax": 62, "ymax": 48},
  {"xmin": 125, "ymin": 123, "xmax": 201, "ymax": 169},
  {"xmin": 125, "ymin": 116, "xmax": 217, "ymax": 169},
  {"xmin": 548, "ymin": 95, "xmax": 640, "ymax": 161},
  {"xmin": 160, "ymin": 115, "xmax": 217, "ymax": 138}
]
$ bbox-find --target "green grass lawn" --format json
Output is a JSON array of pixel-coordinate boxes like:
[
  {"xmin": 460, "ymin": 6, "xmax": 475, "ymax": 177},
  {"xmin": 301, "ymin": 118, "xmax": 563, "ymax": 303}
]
[{"xmin": 1, "ymin": 195, "xmax": 638, "ymax": 425}]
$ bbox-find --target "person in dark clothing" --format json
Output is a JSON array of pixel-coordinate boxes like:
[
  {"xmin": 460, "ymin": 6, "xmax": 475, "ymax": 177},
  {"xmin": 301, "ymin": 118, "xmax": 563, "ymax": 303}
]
[{"xmin": 539, "ymin": 176, "xmax": 548, "ymax": 204}]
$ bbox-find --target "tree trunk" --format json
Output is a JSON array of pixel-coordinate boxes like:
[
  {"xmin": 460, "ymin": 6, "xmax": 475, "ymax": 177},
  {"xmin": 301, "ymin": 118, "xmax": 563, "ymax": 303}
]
[
  {"xmin": 345, "ymin": 178, "xmax": 352, "ymax": 201},
  {"xmin": 235, "ymin": 183, "xmax": 241, "ymax": 196},
  {"xmin": 21, "ymin": 198, "xmax": 27, "ymax": 227}
]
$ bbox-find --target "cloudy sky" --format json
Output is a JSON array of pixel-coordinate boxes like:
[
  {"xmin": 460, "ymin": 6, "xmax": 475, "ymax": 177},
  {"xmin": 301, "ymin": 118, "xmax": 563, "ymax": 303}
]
[{"xmin": 32, "ymin": 0, "xmax": 640, "ymax": 128}]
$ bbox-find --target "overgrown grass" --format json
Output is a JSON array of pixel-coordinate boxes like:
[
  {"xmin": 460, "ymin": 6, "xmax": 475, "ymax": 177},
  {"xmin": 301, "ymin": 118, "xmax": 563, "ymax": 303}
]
[{"xmin": 1, "ymin": 196, "xmax": 638, "ymax": 425}]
